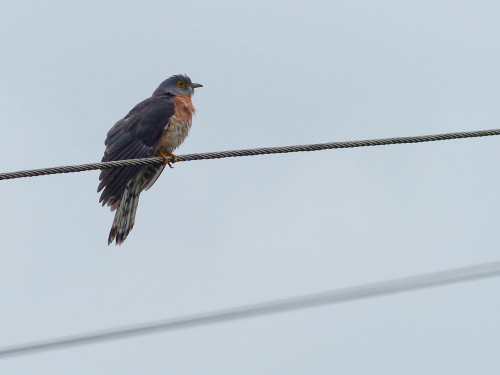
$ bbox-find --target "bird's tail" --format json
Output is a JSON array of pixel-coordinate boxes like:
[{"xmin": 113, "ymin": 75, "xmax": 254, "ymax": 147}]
[{"xmin": 108, "ymin": 177, "xmax": 142, "ymax": 245}]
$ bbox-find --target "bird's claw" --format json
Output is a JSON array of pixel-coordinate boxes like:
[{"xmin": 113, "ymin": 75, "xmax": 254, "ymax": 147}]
[{"xmin": 160, "ymin": 152, "xmax": 178, "ymax": 168}]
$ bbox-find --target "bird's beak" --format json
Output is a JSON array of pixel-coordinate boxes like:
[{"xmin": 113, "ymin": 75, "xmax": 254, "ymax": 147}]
[{"xmin": 191, "ymin": 83, "xmax": 203, "ymax": 88}]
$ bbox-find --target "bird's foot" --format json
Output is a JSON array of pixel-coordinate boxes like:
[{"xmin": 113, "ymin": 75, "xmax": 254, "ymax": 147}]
[{"xmin": 160, "ymin": 152, "xmax": 178, "ymax": 168}]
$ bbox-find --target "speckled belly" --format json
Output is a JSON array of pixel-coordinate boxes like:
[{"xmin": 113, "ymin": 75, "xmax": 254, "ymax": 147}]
[{"xmin": 156, "ymin": 119, "xmax": 192, "ymax": 153}]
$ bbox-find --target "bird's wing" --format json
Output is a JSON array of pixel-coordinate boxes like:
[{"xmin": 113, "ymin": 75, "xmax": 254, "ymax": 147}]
[{"xmin": 98, "ymin": 96, "xmax": 174, "ymax": 209}]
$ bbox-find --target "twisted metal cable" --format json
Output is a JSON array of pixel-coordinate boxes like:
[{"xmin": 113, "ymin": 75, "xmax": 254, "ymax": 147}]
[
  {"xmin": 1, "ymin": 128, "xmax": 499, "ymax": 181},
  {"xmin": 1, "ymin": 260, "xmax": 500, "ymax": 358}
]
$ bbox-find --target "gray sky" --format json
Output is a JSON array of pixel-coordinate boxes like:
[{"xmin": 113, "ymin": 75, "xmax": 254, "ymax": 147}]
[{"xmin": 1, "ymin": 0, "xmax": 500, "ymax": 373}]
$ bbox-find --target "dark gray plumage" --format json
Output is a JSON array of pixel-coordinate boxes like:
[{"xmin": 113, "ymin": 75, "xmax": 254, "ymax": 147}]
[
  {"xmin": 99, "ymin": 75, "xmax": 201, "ymax": 245},
  {"xmin": 98, "ymin": 97, "xmax": 175, "ymax": 207},
  {"xmin": 98, "ymin": 96, "xmax": 174, "ymax": 244}
]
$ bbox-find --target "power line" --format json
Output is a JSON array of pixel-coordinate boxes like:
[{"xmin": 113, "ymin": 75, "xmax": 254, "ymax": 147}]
[
  {"xmin": 2, "ymin": 260, "xmax": 500, "ymax": 358},
  {"xmin": 1, "ymin": 128, "xmax": 499, "ymax": 181}
]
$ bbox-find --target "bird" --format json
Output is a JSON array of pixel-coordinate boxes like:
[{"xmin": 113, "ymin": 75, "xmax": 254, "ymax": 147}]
[{"xmin": 98, "ymin": 74, "xmax": 203, "ymax": 245}]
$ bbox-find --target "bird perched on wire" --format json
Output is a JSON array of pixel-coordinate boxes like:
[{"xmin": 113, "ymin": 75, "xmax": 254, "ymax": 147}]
[{"xmin": 98, "ymin": 74, "xmax": 203, "ymax": 245}]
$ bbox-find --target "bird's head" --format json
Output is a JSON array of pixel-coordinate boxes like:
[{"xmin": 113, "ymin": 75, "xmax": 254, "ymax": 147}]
[{"xmin": 153, "ymin": 74, "xmax": 203, "ymax": 97}]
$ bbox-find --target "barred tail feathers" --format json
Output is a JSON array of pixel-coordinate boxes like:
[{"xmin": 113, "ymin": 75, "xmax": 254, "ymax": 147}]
[{"xmin": 108, "ymin": 177, "xmax": 143, "ymax": 245}]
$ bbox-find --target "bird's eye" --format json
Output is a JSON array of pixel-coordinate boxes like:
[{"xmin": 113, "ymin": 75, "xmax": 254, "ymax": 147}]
[{"xmin": 177, "ymin": 80, "xmax": 186, "ymax": 88}]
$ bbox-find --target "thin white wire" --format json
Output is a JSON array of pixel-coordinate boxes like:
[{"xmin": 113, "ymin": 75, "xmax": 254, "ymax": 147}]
[{"xmin": 1, "ymin": 260, "xmax": 500, "ymax": 358}]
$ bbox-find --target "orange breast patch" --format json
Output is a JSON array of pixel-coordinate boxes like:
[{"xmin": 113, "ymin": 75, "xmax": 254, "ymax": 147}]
[{"xmin": 172, "ymin": 94, "xmax": 196, "ymax": 123}]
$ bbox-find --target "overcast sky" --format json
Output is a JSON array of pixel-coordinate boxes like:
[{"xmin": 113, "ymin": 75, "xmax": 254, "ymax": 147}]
[{"xmin": 1, "ymin": 0, "xmax": 500, "ymax": 373}]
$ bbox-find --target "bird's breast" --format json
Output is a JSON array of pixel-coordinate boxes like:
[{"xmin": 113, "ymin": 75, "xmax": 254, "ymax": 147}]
[{"xmin": 157, "ymin": 95, "xmax": 196, "ymax": 153}]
